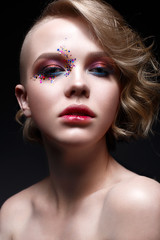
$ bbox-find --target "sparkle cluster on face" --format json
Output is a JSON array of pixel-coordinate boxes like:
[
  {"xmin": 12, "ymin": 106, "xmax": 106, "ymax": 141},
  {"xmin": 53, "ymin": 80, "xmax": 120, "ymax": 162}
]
[
  {"xmin": 57, "ymin": 46, "xmax": 76, "ymax": 77},
  {"xmin": 33, "ymin": 74, "xmax": 55, "ymax": 83},
  {"xmin": 32, "ymin": 46, "xmax": 76, "ymax": 84}
]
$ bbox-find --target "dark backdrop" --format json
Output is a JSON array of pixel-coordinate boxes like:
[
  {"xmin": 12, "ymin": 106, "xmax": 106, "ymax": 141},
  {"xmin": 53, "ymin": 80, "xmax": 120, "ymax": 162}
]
[{"xmin": 1, "ymin": 0, "xmax": 160, "ymax": 207}]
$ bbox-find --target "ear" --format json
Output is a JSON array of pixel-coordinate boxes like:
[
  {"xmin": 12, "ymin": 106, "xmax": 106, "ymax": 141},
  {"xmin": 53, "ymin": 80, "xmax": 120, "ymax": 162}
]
[{"xmin": 15, "ymin": 84, "xmax": 31, "ymax": 117}]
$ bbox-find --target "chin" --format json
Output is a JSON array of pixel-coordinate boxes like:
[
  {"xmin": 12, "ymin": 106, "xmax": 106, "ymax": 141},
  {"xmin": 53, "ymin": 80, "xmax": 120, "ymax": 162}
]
[
  {"xmin": 57, "ymin": 136, "xmax": 95, "ymax": 148},
  {"xmin": 43, "ymin": 132, "xmax": 98, "ymax": 150},
  {"xmin": 42, "ymin": 124, "xmax": 108, "ymax": 150}
]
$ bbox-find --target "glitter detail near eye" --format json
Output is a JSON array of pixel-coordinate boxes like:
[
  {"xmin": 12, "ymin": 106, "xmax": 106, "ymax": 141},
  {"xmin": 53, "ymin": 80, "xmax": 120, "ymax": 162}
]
[
  {"xmin": 57, "ymin": 46, "xmax": 76, "ymax": 77},
  {"xmin": 33, "ymin": 73, "xmax": 57, "ymax": 83},
  {"xmin": 32, "ymin": 46, "xmax": 76, "ymax": 83}
]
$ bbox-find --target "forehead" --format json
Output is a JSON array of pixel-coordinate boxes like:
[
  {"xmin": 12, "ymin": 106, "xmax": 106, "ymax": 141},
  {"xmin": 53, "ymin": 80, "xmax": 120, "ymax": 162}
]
[{"xmin": 21, "ymin": 17, "xmax": 102, "ymax": 69}]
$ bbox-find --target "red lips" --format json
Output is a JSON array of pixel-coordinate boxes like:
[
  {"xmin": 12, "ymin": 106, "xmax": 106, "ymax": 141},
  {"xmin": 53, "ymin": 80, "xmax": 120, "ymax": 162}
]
[
  {"xmin": 59, "ymin": 105, "xmax": 96, "ymax": 124},
  {"xmin": 59, "ymin": 105, "xmax": 96, "ymax": 118}
]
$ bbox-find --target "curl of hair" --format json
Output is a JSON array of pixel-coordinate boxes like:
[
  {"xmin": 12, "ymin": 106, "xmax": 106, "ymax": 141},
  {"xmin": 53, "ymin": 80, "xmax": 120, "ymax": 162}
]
[
  {"xmin": 17, "ymin": 0, "xmax": 160, "ymax": 147},
  {"xmin": 16, "ymin": 110, "xmax": 42, "ymax": 143}
]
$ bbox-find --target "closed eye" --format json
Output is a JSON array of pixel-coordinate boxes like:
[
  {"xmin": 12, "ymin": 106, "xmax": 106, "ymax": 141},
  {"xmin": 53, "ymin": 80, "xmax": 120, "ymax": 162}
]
[
  {"xmin": 40, "ymin": 66, "xmax": 65, "ymax": 78},
  {"xmin": 88, "ymin": 67, "xmax": 114, "ymax": 77}
]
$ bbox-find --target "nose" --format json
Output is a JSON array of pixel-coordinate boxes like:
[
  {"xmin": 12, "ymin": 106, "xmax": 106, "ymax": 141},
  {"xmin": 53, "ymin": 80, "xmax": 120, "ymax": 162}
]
[{"xmin": 64, "ymin": 71, "xmax": 90, "ymax": 98}]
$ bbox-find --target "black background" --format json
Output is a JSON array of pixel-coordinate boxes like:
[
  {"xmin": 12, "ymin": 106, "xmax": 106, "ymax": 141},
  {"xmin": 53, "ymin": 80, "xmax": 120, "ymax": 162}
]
[{"xmin": 0, "ymin": 0, "xmax": 160, "ymax": 207}]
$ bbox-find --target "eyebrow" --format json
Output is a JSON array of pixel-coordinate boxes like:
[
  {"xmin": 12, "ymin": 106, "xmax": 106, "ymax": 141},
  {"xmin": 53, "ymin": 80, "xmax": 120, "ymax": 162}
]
[
  {"xmin": 34, "ymin": 51, "xmax": 110, "ymax": 62},
  {"xmin": 32, "ymin": 53, "xmax": 64, "ymax": 66},
  {"xmin": 32, "ymin": 51, "xmax": 112, "ymax": 73},
  {"xmin": 84, "ymin": 51, "xmax": 112, "ymax": 64}
]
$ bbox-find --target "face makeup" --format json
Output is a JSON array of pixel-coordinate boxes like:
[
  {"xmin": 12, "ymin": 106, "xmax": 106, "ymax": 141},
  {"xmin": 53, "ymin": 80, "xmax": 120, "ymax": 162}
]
[
  {"xmin": 21, "ymin": 18, "xmax": 121, "ymax": 147},
  {"xmin": 59, "ymin": 104, "xmax": 96, "ymax": 125},
  {"xmin": 57, "ymin": 46, "xmax": 76, "ymax": 77},
  {"xmin": 32, "ymin": 46, "xmax": 76, "ymax": 83}
]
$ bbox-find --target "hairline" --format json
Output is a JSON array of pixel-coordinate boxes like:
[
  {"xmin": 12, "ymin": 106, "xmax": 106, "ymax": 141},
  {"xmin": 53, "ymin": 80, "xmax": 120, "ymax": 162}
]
[{"xmin": 19, "ymin": 15, "xmax": 97, "ymax": 83}]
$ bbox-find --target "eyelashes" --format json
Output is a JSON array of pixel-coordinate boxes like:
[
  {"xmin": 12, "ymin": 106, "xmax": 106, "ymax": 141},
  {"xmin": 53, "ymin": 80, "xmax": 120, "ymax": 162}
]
[
  {"xmin": 40, "ymin": 66, "xmax": 64, "ymax": 78},
  {"xmin": 88, "ymin": 66, "xmax": 114, "ymax": 77},
  {"xmin": 33, "ymin": 65, "xmax": 65, "ymax": 83},
  {"xmin": 33, "ymin": 62, "xmax": 115, "ymax": 83}
]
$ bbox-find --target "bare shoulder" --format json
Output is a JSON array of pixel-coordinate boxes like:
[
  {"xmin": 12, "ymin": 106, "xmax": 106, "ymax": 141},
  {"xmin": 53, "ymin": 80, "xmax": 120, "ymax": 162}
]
[
  {"xmin": 0, "ymin": 183, "xmax": 36, "ymax": 239},
  {"xmin": 0, "ymin": 191, "xmax": 31, "ymax": 238},
  {"xmin": 109, "ymin": 175, "xmax": 160, "ymax": 209},
  {"xmin": 108, "ymin": 175, "xmax": 160, "ymax": 205},
  {"xmin": 101, "ymin": 175, "xmax": 160, "ymax": 240},
  {"xmin": 0, "ymin": 178, "xmax": 48, "ymax": 239}
]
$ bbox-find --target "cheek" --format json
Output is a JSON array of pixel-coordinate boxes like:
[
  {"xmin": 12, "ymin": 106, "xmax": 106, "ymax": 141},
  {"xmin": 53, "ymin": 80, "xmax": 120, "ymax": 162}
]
[
  {"xmin": 93, "ymin": 80, "xmax": 121, "ymax": 128},
  {"xmin": 95, "ymin": 80, "xmax": 120, "ymax": 112},
  {"xmin": 26, "ymin": 83, "xmax": 59, "ymax": 122}
]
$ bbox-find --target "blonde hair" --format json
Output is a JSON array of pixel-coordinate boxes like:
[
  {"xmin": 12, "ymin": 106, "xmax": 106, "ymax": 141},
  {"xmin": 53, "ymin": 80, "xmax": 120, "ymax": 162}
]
[{"xmin": 16, "ymin": 0, "xmax": 160, "ymax": 147}]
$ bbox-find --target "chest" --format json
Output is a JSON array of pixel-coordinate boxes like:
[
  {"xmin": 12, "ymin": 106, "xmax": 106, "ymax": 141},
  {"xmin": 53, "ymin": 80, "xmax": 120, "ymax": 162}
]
[
  {"xmin": 15, "ymin": 199, "xmax": 112, "ymax": 240},
  {"xmin": 15, "ymin": 190, "xmax": 117, "ymax": 240}
]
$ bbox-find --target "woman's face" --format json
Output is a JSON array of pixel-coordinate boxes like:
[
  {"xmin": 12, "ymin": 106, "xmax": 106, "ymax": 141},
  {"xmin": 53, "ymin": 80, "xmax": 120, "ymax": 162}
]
[{"xmin": 16, "ymin": 17, "xmax": 121, "ymax": 148}]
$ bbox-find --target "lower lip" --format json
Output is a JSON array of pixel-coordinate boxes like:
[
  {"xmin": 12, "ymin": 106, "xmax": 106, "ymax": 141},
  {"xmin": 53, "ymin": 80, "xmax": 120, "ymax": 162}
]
[{"xmin": 60, "ymin": 115, "xmax": 93, "ymax": 124}]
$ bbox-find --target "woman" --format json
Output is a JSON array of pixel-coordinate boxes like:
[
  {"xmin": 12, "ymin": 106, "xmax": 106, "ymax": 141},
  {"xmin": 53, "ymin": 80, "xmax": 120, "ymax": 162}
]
[{"xmin": 0, "ymin": 0, "xmax": 160, "ymax": 239}]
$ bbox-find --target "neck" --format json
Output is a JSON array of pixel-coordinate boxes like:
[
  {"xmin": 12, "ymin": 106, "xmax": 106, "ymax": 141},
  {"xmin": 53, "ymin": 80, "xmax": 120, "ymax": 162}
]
[{"xmin": 43, "ymin": 136, "xmax": 113, "ymax": 211}]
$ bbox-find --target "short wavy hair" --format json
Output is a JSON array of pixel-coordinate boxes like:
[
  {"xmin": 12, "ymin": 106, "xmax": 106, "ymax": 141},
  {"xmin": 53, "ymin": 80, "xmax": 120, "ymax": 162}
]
[{"xmin": 16, "ymin": 0, "xmax": 160, "ymax": 148}]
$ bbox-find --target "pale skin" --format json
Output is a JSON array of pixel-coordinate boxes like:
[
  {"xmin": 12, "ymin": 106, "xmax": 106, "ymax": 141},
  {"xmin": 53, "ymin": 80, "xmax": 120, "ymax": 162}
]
[{"xmin": 0, "ymin": 17, "xmax": 160, "ymax": 240}]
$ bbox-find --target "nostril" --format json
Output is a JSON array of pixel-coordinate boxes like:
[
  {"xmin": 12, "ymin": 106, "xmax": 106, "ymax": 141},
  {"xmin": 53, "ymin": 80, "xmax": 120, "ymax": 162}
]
[
  {"xmin": 82, "ymin": 89, "xmax": 89, "ymax": 98},
  {"xmin": 70, "ymin": 89, "xmax": 76, "ymax": 96},
  {"xmin": 64, "ymin": 81, "xmax": 90, "ymax": 98},
  {"xmin": 70, "ymin": 87, "xmax": 90, "ymax": 98}
]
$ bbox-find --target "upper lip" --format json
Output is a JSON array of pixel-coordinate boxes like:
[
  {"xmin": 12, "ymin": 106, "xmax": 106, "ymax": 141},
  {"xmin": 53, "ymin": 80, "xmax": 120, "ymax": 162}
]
[{"xmin": 59, "ymin": 104, "xmax": 96, "ymax": 118}]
